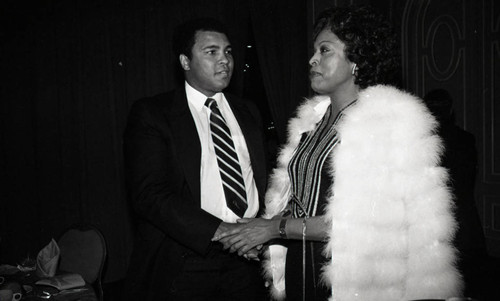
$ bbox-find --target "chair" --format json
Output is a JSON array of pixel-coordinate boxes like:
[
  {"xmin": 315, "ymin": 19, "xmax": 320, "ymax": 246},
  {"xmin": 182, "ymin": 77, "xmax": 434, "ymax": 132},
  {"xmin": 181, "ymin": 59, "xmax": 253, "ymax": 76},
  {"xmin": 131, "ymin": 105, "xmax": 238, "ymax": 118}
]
[{"xmin": 58, "ymin": 224, "xmax": 107, "ymax": 300}]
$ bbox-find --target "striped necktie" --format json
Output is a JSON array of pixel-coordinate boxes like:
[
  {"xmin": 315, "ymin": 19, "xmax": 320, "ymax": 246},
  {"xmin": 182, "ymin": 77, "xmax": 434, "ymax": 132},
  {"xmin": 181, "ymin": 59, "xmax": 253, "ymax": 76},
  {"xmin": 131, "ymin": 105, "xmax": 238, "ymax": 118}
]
[{"xmin": 205, "ymin": 98, "xmax": 248, "ymax": 217}]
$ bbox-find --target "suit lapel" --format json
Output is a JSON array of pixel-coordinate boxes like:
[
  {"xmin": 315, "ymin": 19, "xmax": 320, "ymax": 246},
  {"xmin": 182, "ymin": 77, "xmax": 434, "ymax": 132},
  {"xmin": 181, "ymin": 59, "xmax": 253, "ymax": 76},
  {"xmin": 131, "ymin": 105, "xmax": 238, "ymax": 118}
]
[
  {"xmin": 226, "ymin": 95, "xmax": 266, "ymax": 198},
  {"xmin": 164, "ymin": 91, "xmax": 265, "ymax": 205},
  {"xmin": 166, "ymin": 89, "xmax": 202, "ymax": 203}
]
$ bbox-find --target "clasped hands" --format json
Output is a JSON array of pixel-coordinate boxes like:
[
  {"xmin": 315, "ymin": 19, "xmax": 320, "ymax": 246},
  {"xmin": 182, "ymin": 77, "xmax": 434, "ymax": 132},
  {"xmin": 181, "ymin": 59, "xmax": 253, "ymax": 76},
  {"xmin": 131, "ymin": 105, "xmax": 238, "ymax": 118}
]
[{"xmin": 212, "ymin": 217, "xmax": 279, "ymax": 261}]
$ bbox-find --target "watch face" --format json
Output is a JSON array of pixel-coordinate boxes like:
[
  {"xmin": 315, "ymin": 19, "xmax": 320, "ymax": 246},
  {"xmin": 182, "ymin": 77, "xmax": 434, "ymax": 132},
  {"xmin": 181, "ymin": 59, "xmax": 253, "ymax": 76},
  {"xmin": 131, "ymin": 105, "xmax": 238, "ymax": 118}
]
[{"xmin": 279, "ymin": 219, "xmax": 287, "ymax": 238}]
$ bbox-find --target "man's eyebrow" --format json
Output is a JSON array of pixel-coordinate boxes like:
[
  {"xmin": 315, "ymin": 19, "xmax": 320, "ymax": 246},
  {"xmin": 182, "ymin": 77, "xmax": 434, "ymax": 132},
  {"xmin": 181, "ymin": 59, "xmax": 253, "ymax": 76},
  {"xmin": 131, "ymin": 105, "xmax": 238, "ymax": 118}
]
[{"xmin": 202, "ymin": 44, "xmax": 221, "ymax": 50}]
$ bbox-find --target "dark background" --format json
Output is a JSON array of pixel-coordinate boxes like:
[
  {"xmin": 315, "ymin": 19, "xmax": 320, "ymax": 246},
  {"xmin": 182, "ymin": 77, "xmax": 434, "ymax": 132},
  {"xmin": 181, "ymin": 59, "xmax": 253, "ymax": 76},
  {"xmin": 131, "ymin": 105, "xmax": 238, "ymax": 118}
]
[{"xmin": 1, "ymin": 0, "xmax": 499, "ymax": 299}]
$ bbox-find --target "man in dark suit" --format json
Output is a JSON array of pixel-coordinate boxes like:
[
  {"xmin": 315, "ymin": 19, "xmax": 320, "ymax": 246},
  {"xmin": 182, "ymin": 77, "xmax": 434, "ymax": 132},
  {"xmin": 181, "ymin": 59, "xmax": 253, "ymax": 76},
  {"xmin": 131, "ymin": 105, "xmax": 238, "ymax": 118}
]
[
  {"xmin": 423, "ymin": 89, "xmax": 488, "ymax": 299},
  {"xmin": 123, "ymin": 18, "xmax": 267, "ymax": 300}
]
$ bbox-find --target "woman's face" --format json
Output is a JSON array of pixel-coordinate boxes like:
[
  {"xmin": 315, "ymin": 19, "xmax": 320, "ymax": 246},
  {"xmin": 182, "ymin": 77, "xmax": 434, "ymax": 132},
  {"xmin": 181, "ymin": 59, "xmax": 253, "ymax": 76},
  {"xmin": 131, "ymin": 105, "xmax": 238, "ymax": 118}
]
[{"xmin": 309, "ymin": 29, "xmax": 355, "ymax": 96}]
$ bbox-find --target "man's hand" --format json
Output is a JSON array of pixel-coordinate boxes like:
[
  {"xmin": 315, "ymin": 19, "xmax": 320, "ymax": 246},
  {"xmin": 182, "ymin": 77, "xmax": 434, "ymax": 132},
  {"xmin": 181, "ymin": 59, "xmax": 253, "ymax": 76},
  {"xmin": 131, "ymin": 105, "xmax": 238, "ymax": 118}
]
[
  {"xmin": 212, "ymin": 218, "xmax": 279, "ymax": 256},
  {"xmin": 212, "ymin": 221, "xmax": 240, "ymax": 241},
  {"xmin": 242, "ymin": 246, "xmax": 263, "ymax": 261},
  {"xmin": 213, "ymin": 222, "xmax": 265, "ymax": 259}
]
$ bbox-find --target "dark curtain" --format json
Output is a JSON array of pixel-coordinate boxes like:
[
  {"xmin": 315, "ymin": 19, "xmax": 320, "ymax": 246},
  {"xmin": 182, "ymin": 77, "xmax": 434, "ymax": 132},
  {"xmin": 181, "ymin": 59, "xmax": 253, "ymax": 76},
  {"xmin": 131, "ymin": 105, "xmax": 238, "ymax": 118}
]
[
  {"xmin": 1, "ymin": 0, "xmax": 307, "ymax": 283},
  {"xmin": 249, "ymin": 0, "xmax": 309, "ymax": 143}
]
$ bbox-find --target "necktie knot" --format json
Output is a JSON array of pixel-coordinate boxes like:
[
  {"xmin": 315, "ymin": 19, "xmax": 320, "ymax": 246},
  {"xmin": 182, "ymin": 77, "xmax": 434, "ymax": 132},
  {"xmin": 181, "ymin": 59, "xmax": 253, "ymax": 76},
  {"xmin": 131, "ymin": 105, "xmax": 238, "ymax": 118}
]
[{"xmin": 205, "ymin": 98, "xmax": 217, "ymax": 110}]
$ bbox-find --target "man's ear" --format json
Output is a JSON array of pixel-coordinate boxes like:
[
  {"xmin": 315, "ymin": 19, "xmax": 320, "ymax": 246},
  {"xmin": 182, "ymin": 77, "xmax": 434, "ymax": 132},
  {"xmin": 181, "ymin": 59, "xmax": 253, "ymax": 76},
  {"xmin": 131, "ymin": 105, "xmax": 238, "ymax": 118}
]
[{"xmin": 179, "ymin": 54, "xmax": 190, "ymax": 71}]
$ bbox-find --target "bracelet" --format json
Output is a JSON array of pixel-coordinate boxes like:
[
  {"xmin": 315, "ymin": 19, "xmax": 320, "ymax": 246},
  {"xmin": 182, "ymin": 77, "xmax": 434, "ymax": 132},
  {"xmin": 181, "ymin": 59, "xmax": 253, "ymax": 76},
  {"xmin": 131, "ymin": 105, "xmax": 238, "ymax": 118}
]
[{"xmin": 279, "ymin": 218, "xmax": 287, "ymax": 239}]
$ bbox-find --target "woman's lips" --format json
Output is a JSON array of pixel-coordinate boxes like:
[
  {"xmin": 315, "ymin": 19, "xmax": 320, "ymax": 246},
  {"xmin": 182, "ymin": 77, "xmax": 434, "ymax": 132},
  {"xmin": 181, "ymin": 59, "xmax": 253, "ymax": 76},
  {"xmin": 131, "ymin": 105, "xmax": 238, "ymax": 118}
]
[{"xmin": 309, "ymin": 71, "xmax": 321, "ymax": 78}]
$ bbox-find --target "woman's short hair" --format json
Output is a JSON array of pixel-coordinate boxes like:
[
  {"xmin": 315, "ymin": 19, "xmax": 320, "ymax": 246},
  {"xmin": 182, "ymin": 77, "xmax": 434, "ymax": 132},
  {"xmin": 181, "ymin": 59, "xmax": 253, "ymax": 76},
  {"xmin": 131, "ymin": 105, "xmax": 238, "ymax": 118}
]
[{"xmin": 313, "ymin": 5, "xmax": 401, "ymax": 89}]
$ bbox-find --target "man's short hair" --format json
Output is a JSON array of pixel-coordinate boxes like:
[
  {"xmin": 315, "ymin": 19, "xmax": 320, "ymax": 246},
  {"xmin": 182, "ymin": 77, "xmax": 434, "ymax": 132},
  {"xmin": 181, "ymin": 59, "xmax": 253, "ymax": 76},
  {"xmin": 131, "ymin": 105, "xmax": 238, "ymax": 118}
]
[{"xmin": 172, "ymin": 17, "xmax": 230, "ymax": 59}]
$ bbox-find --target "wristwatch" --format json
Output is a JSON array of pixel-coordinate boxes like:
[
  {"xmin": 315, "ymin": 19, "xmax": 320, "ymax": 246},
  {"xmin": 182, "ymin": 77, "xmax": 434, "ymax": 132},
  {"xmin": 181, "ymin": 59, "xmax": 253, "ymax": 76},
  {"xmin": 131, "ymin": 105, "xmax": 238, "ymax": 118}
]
[{"xmin": 279, "ymin": 218, "xmax": 287, "ymax": 239}]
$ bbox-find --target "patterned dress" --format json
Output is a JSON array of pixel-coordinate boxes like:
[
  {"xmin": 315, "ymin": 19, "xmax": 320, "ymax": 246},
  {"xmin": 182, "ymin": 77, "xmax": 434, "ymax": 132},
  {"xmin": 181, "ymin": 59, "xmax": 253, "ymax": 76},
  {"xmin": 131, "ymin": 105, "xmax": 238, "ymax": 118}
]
[{"xmin": 285, "ymin": 102, "xmax": 355, "ymax": 300}]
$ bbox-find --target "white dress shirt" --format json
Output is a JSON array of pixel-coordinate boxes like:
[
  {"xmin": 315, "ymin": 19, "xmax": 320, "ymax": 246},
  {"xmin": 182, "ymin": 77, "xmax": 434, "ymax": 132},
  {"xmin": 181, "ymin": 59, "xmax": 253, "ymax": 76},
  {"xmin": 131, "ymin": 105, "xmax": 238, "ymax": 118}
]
[{"xmin": 185, "ymin": 82, "xmax": 259, "ymax": 223}]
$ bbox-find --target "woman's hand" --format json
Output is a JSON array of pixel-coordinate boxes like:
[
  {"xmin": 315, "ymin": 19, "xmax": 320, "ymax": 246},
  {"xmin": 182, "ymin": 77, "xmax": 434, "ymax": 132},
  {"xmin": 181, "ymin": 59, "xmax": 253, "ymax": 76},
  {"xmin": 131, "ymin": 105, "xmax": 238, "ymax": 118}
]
[
  {"xmin": 242, "ymin": 245, "xmax": 263, "ymax": 261},
  {"xmin": 212, "ymin": 218, "xmax": 279, "ymax": 256}
]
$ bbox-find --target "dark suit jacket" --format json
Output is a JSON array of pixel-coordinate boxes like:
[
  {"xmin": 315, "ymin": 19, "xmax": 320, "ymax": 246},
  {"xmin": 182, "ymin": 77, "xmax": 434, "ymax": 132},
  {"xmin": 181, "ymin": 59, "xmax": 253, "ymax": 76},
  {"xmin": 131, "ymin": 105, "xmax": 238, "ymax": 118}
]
[
  {"xmin": 123, "ymin": 88, "xmax": 267, "ymax": 300},
  {"xmin": 439, "ymin": 123, "xmax": 487, "ymax": 298}
]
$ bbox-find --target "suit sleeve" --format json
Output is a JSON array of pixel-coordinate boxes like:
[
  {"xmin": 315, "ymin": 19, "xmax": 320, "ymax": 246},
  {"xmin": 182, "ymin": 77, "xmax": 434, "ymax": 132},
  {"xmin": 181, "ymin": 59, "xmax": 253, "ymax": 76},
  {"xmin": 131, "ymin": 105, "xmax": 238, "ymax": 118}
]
[
  {"xmin": 124, "ymin": 99, "xmax": 221, "ymax": 255},
  {"xmin": 234, "ymin": 98, "xmax": 268, "ymax": 201}
]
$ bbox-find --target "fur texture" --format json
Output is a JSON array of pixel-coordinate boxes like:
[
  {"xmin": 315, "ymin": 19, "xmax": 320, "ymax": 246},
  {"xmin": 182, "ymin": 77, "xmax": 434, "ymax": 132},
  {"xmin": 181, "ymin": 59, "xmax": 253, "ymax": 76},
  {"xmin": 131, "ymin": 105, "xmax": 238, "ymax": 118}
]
[{"xmin": 263, "ymin": 85, "xmax": 463, "ymax": 300}]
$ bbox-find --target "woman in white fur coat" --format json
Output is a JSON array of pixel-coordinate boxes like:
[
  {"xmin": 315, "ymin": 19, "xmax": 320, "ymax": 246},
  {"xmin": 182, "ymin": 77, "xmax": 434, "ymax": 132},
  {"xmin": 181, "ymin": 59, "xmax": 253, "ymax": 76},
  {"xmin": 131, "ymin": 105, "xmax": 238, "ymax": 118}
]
[{"xmin": 213, "ymin": 5, "xmax": 463, "ymax": 301}]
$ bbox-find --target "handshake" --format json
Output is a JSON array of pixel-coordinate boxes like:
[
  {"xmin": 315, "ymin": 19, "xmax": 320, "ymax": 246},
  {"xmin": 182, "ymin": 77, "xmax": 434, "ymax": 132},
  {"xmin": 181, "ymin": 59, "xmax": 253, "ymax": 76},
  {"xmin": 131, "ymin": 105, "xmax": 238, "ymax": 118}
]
[{"xmin": 211, "ymin": 217, "xmax": 281, "ymax": 261}]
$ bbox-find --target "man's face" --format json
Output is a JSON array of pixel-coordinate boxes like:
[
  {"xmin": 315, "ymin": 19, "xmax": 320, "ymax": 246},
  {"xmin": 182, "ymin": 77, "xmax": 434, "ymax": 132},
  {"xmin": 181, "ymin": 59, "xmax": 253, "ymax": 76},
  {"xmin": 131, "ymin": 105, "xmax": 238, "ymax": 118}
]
[{"xmin": 180, "ymin": 30, "xmax": 233, "ymax": 97}]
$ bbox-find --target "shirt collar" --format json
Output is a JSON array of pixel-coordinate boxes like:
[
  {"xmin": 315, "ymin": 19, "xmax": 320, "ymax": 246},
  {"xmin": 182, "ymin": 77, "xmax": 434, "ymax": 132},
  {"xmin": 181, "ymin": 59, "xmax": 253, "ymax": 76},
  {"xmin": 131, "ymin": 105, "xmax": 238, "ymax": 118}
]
[{"xmin": 185, "ymin": 81, "xmax": 223, "ymax": 111}]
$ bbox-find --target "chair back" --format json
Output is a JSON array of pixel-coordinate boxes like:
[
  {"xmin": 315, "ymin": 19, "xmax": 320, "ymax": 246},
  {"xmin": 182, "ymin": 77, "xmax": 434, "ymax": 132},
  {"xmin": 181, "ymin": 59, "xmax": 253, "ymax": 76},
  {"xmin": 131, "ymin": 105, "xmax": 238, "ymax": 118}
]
[{"xmin": 58, "ymin": 224, "xmax": 106, "ymax": 300}]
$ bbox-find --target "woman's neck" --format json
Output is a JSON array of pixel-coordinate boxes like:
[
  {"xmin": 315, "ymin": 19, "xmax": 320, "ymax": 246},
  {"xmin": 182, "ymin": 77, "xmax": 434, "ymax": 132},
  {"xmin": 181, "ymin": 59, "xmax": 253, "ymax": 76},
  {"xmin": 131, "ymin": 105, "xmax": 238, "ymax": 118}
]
[{"xmin": 329, "ymin": 86, "xmax": 359, "ymax": 116}]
